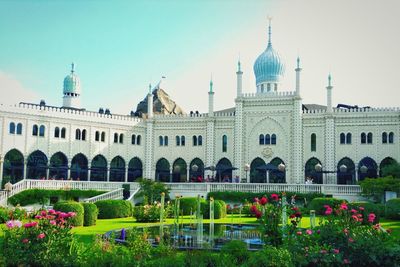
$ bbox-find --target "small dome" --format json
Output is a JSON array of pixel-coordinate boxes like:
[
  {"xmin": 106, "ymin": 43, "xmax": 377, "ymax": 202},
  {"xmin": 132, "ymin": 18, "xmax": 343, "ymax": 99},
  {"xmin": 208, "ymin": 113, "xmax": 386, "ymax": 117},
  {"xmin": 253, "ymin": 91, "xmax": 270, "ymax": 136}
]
[
  {"xmin": 253, "ymin": 23, "xmax": 285, "ymax": 85},
  {"xmin": 63, "ymin": 63, "xmax": 81, "ymax": 94}
]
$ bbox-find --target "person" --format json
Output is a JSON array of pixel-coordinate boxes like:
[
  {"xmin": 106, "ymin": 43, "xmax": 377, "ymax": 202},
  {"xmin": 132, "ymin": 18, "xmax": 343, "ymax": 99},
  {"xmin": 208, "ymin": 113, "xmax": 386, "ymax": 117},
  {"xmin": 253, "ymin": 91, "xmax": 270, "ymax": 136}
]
[
  {"xmin": 234, "ymin": 175, "xmax": 240, "ymax": 183},
  {"xmin": 291, "ymin": 195, "xmax": 296, "ymax": 206}
]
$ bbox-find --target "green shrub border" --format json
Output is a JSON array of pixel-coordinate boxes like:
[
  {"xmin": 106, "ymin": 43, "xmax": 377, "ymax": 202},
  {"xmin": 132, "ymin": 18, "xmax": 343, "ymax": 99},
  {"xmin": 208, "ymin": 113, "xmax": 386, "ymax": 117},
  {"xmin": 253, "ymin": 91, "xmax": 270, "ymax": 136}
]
[
  {"xmin": 81, "ymin": 202, "xmax": 99, "ymax": 226},
  {"xmin": 95, "ymin": 200, "xmax": 133, "ymax": 219}
]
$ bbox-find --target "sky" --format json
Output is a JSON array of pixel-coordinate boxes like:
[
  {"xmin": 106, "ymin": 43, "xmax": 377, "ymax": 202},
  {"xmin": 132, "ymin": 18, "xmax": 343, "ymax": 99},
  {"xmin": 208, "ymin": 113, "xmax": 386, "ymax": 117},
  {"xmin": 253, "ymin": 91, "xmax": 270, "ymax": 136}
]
[{"xmin": 0, "ymin": 0, "xmax": 399, "ymax": 114}]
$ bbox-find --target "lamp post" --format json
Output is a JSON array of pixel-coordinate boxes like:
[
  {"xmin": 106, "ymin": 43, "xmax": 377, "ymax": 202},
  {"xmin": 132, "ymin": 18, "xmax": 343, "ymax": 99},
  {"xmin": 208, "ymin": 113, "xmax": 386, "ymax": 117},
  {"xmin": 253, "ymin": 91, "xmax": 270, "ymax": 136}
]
[
  {"xmin": 244, "ymin": 163, "xmax": 250, "ymax": 183},
  {"xmin": 4, "ymin": 182, "xmax": 12, "ymax": 207}
]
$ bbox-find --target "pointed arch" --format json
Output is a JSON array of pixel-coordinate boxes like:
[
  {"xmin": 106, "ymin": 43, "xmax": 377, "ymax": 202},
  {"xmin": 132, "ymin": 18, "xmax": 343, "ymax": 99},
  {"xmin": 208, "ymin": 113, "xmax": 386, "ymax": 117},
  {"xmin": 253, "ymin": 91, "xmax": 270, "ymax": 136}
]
[
  {"xmin": 270, "ymin": 157, "xmax": 285, "ymax": 183},
  {"xmin": 358, "ymin": 157, "xmax": 378, "ymax": 181},
  {"xmin": 101, "ymin": 132, "xmax": 106, "ymax": 142},
  {"xmin": 119, "ymin": 134, "xmax": 124, "ymax": 144},
  {"xmin": 49, "ymin": 152, "xmax": 68, "ymax": 179},
  {"xmin": 216, "ymin": 157, "xmax": 233, "ymax": 182},
  {"xmin": 346, "ymin": 133, "xmax": 352, "ymax": 144},
  {"xmin": 110, "ymin": 156, "xmax": 125, "ymax": 182},
  {"xmin": 71, "ymin": 153, "xmax": 88, "ymax": 181},
  {"xmin": 304, "ymin": 157, "xmax": 323, "ymax": 184},
  {"xmin": 198, "ymin": 135, "xmax": 202, "ymax": 146},
  {"xmin": 340, "ymin": 133, "xmax": 345, "ymax": 144},
  {"xmin": 172, "ymin": 158, "xmax": 187, "ymax": 182},
  {"xmin": 189, "ymin": 158, "xmax": 204, "ymax": 181},
  {"xmin": 155, "ymin": 158, "xmax": 170, "ymax": 182},
  {"xmin": 379, "ymin": 157, "xmax": 397, "ymax": 177},
  {"xmin": 128, "ymin": 157, "xmax": 142, "ymax": 182},
  {"xmin": 91, "ymin": 154, "xmax": 107, "ymax": 181},
  {"xmin": 250, "ymin": 157, "xmax": 266, "ymax": 183},
  {"xmin": 337, "ymin": 157, "xmax": 356, "ymax": 185},
  {"xmin": 3, "ymin": 149, "xmax": 24, "ymax": 183},
  {"xmin": 27, "ymin": 150, "xmax": 48, "ymax": 179}
]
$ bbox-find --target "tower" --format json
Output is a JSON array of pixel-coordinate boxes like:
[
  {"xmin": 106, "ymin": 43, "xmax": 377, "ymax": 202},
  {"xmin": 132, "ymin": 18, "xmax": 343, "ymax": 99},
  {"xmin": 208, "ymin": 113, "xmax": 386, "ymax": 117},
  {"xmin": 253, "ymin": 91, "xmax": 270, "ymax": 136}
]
[
  {"xmin": 147, "ymin": 83, "xmax": 153, "ymax": 118},
  {"xmin": 326, "ymin": 74, "xmax": 333, "ymax": 113},
  {"xmin": 236, "ymin": 59, "xmax": 243, "ymax": 97},
  {"xmin": 295, "ymin": 57, "xmax": 302, "ymax": 96},
  {"xmin": 208, "ymin": 78, "xmax": 214, "ymax": 116},
  {"xmin": 62, "ymin": 63, "xmax": 81, "ymax": 108}
]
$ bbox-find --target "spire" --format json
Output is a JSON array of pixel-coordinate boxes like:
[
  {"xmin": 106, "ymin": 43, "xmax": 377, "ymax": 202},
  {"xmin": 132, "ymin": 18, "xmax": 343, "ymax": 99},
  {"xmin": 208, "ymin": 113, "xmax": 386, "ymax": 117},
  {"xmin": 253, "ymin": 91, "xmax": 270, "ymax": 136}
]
[
  {"xmin": 296, "ymin": 57, "xmax": 300, "ymax": 69},
  {"xmin": 267, "ymin": 17, "xmax": 272, "ymax": 48},
  {"xmin": 237, "ymin": 59, "xmax": 241, "ymax": 72},
  {"xmin": 209, "ymin": 75, "xmax": 213, "ymax": 93},
  {"xmin": 328, "ymin": 73, "xmax": 332, "ymax": 87},
  {"xmin": 71, "ymin": 62, "xmax": 75, "ymax": 74},
  {"xmin": 148, "ymin": 83, "xmax": 152, "ymax": 94}
]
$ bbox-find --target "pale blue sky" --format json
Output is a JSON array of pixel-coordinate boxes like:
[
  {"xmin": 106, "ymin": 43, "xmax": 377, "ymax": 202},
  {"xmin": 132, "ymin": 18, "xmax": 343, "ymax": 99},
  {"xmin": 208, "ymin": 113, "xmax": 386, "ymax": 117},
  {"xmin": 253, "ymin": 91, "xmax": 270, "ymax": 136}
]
[{"xmin": 1, "ymin": 0, "xmax": 399, "ymax": 114}]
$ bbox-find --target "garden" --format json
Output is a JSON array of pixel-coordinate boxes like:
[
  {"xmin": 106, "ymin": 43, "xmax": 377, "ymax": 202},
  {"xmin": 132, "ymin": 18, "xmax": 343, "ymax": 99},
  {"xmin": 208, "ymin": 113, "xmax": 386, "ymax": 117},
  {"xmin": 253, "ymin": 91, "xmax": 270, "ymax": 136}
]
[{"xmin": 0, "ymin": 178, "xmax": 400, "ymax": 266}]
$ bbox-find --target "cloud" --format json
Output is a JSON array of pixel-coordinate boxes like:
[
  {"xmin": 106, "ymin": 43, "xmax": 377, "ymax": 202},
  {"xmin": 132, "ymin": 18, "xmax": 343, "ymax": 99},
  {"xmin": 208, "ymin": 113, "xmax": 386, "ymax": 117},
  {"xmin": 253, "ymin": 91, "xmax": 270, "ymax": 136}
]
[{"xmin": 0, "ymin": 71, "xmax": 38, "ymax": 105}]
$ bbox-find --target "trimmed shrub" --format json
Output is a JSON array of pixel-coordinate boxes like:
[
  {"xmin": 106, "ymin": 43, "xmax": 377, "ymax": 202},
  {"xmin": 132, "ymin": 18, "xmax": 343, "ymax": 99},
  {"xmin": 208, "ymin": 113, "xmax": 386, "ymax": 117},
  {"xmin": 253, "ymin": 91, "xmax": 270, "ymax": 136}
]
[
  {"xmin": 244, "ymin": 245, "xmax": 293, "ymax": 267},
  {"xmin": 53, "ymin": 201, "xmax": 84, "ymax": 226},
  {"xmin": 308, "ymin": 197, "xmax": 345, "ymax": 215},
  {"xmin": 82, "ymin": 202, "xmax": 98, "ymax": 226},
  {"xmin": 95, "ymin": 200, "xmax": 132, "ymax": 219},
  {"xmin": 178, "ymin": 197, "xmax": 206, "ymax": 215},
  {"xmin": 132, "ymin": 204, "xmax": 170, "ymax": 222},
  {"xmin": 221, "ymin": 240, "xmax": 250, "ymax": 265},
  {"xmin": 349, "ymin": 201, "xmax": 383, "ymax": 223},
  {"xmin": 201, "ymin": 199, "xmax": 227, "ymax": 219},
  {"xmin": 385, "ymin": 198, "xmax": 400, "ymax": 219}
]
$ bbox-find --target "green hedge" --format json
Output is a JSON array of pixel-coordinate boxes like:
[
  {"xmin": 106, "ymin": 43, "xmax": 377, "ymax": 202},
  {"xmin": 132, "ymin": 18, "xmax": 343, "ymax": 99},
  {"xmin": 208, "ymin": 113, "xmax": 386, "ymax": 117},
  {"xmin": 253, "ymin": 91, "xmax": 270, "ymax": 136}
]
[
  {"xmin": 81, "ymin": 202, "xmax": 98, "ymax": 226},
  {"xmin": 385, "ymin": 198, "xmax": 400, "ymax": 220},
  {"xmin": 308, "ymin": 197, "xmax": 346, "ymax": 215},
  {"xmin": 95, "ymin": 200, "xmax": 132, "ymax": 219},
  {"xmin": 53, "ymin": 201, "xmax": 84, "ymax": 226},
  {"xmin": 178, "ymin": 197, "xmax": 206, "ymax": 215},
  {"xmin": 349, "ymin": 201, "xmax": 383, "ymax": 223},
  {"xmin": 207, "ymin": 191, "xmax": 323, "ymax": 205},
  {"xmin": 359, "ymin": 176, "xmax": 400, "ymax": 202},
  {"xmin": 8, "ymin": 189, "xmax": 106, "ymax": 206},
  {"xmin": 201, "ymin": 200, "xmax": 227, "ymax": 219}
]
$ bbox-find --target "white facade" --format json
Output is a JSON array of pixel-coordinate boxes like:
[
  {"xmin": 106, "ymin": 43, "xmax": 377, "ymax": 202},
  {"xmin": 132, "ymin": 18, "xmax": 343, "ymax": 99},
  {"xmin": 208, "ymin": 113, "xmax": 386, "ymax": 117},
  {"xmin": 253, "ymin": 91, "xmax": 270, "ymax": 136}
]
[{"xmin": 0, "ymin": 25, "xmax": 399, "ymax": 186}]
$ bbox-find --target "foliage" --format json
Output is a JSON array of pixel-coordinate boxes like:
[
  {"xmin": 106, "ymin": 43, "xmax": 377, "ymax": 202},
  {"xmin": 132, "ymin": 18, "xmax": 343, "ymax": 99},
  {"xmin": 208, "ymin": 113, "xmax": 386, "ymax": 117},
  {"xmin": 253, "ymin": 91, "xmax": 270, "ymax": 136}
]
[
  {"xmin": 244, "ymin": 245, "xmax": 293, "ymax": 267},
  {"xmin": 137, "ymin": 178, "xmax": 170, "ymax": 204},
  {"xmin": 381, "ymin": 163, "xmax": 400, "ymax": 179},
  {"xmin": 1, "ymin": 175, "xmax": 12, "ymax": 189},
  {"xmin": 53, "ymin": 201, "xmax": 84, "ymax": 226},
  {"xmin": 122, "ymin": 184, "xmax": 131, "ymax": 199},
  {"xmin": 221, "ymin": 240, "xmax": 250, "ymax": 265},
  {"xmin": 0, "ymin": 206, "xmax": 27, "ymax": 223},
  {"xmin": 183, "ymin": 250, "xmax": 235, "ymax": 267},
  {"xmin": 208, "ymin": 191, "xmax": 323, "ymax": 205},
  {"xmin": 8, "ymin": 188, "xmax": 106, "ymax": 206},
  {"xmin": 2, "ymin": 209, "xmax": 78, "ymax": 266},
  {"xmin": 348, "ymin": 202, "xmax": 383, "ymax": 223},
  {"xmin": 178, "ymin": 197, "xmax": 206, "ymax": 215},
  {"xmin": 385, "ymin": 198, "xmax": 400, "ymax": 219},
  {"xmin": 95, "ymin": 200, "xmax": 133, "ymax": 219},
  {"xmin": 82, "ymin": 202, "xmax": 98, "ymax": 226},
  {"xmin": 308, "ymin": 197, "xmax": 345, "ymax": 215},
  {"xmin": 359, "ymin": 176, "xmax": 400, "ymax": 202},
  {"xmin": 133, "ymin": 203, "xmax": 171, "ymax": 222},
  {"xmin": 201, "ymin": 199, "xmax": 227, "ymax": 219}
]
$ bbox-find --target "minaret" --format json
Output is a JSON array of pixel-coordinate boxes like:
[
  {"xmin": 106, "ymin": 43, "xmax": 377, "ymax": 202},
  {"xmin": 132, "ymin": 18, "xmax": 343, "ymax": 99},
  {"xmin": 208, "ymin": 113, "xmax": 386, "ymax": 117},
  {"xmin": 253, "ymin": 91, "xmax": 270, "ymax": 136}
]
[
  {"xmin": 326, "ymin": 74, "xmax": 333, "ymax": 113},
  {"xmin": 208, "ymin": 77, "xmax": 214, "ymax": 116},
  {"xmin": 62, "ymin": 63, "xmax": 81, "ymax": 108},
  {"xmin": 236, "ymin": 59, "xmax": 243, "ymax": 97},
  {"xmin": 295, "ymin": 57, "xmax": 302, "ymax": 96},
  {"xmin": 147, "ymin": 83, "xmax": 153, "ymax": 118}
]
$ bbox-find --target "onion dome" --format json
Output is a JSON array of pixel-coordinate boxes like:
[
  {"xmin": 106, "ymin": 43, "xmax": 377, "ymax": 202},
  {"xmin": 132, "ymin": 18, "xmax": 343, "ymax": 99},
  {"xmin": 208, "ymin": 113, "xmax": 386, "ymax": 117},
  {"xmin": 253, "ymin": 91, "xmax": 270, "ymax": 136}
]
[
  {"xmin": 253, "ymin": 21, "xmax": 285, "ymax": 86},
  {"xmin": 63, "ymin": 63, "xmax": 81, "ymax": 94}
]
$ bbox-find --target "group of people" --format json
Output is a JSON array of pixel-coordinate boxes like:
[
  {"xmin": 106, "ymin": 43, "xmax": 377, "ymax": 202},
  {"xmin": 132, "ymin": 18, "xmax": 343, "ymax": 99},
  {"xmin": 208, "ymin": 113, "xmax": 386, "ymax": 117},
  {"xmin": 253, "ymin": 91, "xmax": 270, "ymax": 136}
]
[
  {"xmin": 305, "ymin": 176, "xmax": 314, "ymax": 184},
  {"xmin": 190, "ymin": 175, "xmax": 241, "ymax": 183}
]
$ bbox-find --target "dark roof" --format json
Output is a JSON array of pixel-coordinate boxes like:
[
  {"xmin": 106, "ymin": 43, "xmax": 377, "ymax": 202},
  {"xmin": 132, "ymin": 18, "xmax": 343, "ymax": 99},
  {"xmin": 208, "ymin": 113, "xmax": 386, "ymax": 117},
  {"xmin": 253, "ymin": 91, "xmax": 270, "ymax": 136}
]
[
  {"xmin": 302, "ymin": 104, "xmax": 327, "ymax": 111},
  {"xmin": 214, "ymin": 107, "xmax": 236, "ymax": 114}
]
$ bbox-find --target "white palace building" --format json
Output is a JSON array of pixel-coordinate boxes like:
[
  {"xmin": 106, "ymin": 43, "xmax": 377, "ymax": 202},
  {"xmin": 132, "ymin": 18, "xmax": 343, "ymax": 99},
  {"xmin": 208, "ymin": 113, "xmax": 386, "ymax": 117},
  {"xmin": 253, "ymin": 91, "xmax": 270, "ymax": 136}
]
[{"xmin": 0, "ymin": 23, "xmax": 399, "ymax": 194}]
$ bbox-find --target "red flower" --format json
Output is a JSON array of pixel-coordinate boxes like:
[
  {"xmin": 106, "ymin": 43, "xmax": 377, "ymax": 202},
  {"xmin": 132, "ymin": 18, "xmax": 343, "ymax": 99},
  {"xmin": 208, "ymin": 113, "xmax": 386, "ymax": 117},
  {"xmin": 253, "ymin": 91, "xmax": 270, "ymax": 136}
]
[
  {"xmin": 255, "ymin": 210, "xmax": 262, "ymax": 219},
  {"xmin": 359, "ymin": 207, "xmax": 364, "ymax": 211},
  {"xmin": 295, "ymin": 212, "xmax": 302, "ymax": 218},
  {"xmin": 368, "ymin": 213, "xmax": 376, "ymax": 223},
  {"xmin": 333, "ymin": 249, "xmax": 340, "ymax": 254},
  {"xmin": 254, "ymin": 197, "xmax": 259, "ymax": 203},
  {"xmin": 289, "ymin": 214, "xmax": 295, "ymax": 219},
  {"xmin": 250, "ymin": 205, "xmax": 258, "ymax": 214},
  {"xmin": 270, "ymin": 194, "xmax": 279, "ymax": 201},
  {"xmin": 260, "ymin": 196, "xmax": 268, "ymax": 205},
  {"xmin": 37, "ymin": 233, "xmax": 45, "ymax": 239},
  {"xmin": 340, "ymin": 203, "xmax": 348, "ymax": 210},
  {"xmin": 22, "ymin": 238, "xmax": 29, "ymax": 243}
]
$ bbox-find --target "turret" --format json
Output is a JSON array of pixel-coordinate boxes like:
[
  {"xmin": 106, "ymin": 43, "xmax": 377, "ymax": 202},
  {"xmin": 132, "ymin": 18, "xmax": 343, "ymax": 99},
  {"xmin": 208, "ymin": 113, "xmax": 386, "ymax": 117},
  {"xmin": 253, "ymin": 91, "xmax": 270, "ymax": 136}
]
[
  {"xmin": 236, "ymin": 60, "xmax": 243, "ymax": 97},
  {"xmin": 62, "ymin": 63, "xmax": 81, "ymax": 108},
  {"xmin": 208, "ymin": 78, "xmax": 214, "ymax": 116},
  {"xmin": 295, "ymin": 57, "xmax": 302, "ymax": 96},
  {"xmin": 147, "ymin": 83, "xmax": 153, "ymax": 118},
  {"xmin": 326, "ymin": 74, "xmax": 333, "ymax": 113}
]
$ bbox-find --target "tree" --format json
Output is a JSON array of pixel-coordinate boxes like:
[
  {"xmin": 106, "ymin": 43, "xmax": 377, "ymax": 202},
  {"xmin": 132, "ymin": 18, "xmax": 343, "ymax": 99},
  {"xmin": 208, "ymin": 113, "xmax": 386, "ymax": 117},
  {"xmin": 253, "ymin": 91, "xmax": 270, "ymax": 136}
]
[
  {"xmin": 137, "ymin": 179, "xmax": 170, "ymax": 204},
  {"xmin": 381, "ymin": 163, "xmax": 400, "ymax": 179}
]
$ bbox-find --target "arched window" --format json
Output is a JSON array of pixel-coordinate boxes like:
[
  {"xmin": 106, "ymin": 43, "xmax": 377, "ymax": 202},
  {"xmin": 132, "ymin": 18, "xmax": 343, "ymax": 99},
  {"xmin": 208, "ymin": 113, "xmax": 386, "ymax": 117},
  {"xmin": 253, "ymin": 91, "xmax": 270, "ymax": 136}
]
[
  {"xmin": 267, "ymin": 83, "xmax": 271, "ymax": 91},
  {"xmin": 9, "ymin": 122, "xmax": 15, "ymax": 134},
  {"xmin": 54, "ymin": 127, "xmax": 60, "ymax": 138},
  {"xmin": 367, "ymin": 132, "xmax": 373, "ymax": 144},
  {"xmin": 311, "ymin": 133, "xmax": 316, "ymax": 152},
  {"xmin": 265, "ymin": 134, "xmax": 271, "ymax": 145},
  {"xmin": 95, "ymin": 131, "xmax": 100, "ymax": 141},
  {"xmin": 346, "ymin": 133, "xmax": 352, "ymax": 144},
  {"xmin": 39, "ymin": 125, "xmax": 45, "ymax": 137},
  {"xmin": 198, "ymin": 135, "xmax": 202, "ymax": 146},
  {"xmin": 176, "ymin": 136, "xmax": 180, "ymax": 146},
  {"xmin": 389, "ymin": 132, "xmax": 394, "ymax": 144},
  {"xmin": 16, "ymin": 123, "xmax": 22, "ymax": 135},
  {"xmin": 32, "ymin": 124, "xmax": 38, "ymax": 136},
  {"xmin": 82, "ymin": 129, "xmax": 86, "ymax": 141},
  {"xmin": 382, "ymin": 132, "xmax": 388, "ymax": 144},
  {"xmin": 164, "ymin": 136, "xmax": 168, "ymax": 146},
  {"xmin": 259, "ymin": 134, "xmax": 265, "ymax": 145},
  {"xmin": 361, "ymin": 132, "xmax": 366, "ymax": 144},
  {"xmin": 193, "ymin": 135, "xmax": 197, "ymax": 146},
  {"xmin": 271, "ymin": 134, "xmax": 277, "ymax": 145},
  {"xmin": 137, "ymin": 135, "xmax": 141, "ymax": 145},
  {"xmin": 113, "ymin": 133, "xmax": 118, "ymax": 143},
  {"xmin": 119, "ymin": 134, "xmax": 124, "ymax": 144},
  {"xmin": 61, "ymin": 128, "xmax": 66, "ymax": 139},
  {"xmin": 340, "ymin": 133, "xmax": 345, "ymax": 144},
  {"xmin": 222, "ymin": 135, "xmax": 227, "ymax": 152},
  {"xmin": 159, "ymin": 136, "xmax": 164, "ymax": 146},
  {"xmin": 274, "ymin": 83, "xmax": 278, "ymax": 91},
  {"xmin": 75, "ymin": 129, "xmax": 81, "ymax": 140},
  {"xmin": 132, "ymin": 134, "xmax": 136, "ymax": 145},
  {"xmin": 181, "ymin": 136, "xmax": 185, "ymax": 146},
  {"xmin": 101, "ymin": 132, "xmax": 106, "ymax": 142}
]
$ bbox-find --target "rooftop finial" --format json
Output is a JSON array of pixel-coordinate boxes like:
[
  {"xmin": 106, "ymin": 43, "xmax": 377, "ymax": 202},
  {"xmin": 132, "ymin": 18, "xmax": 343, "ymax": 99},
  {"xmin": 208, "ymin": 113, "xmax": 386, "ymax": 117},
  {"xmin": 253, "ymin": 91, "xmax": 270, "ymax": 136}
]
[
  {"xmin": 209, "ymin": 74, "xmax": 213, "ymax": 93},
  {"xmin": 267, "ymin": 16, "xmax": 272, "ymax": 47},
  {"xmin": 148, "ymin": 83, "xmax": 152, "ymax": 94},
  {"xmin": 71, "ymin": 62, "xmax": 75, "ymax": 73},
  {"xmin": 237, "ymin": 55, "xmax": 241, "ymax": 72},
  {"xmin": 297, "ymin": 57, "xmax": 300, "ymax": 69},
  {"xmin": 328, "ymin": 74, "xmax": 332, "ymax": 87}
]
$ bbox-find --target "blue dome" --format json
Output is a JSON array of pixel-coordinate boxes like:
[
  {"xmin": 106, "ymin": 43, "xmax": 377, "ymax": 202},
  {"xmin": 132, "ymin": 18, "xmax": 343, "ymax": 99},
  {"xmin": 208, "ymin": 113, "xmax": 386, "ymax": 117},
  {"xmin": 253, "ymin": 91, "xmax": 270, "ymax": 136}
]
[
  {"xmin": 253, "ymin": 24, "xmax": 284, "ymax": 85},
  {"xmin": 63, "ymin": 63, "xmax": 81, "ymax": 94}
]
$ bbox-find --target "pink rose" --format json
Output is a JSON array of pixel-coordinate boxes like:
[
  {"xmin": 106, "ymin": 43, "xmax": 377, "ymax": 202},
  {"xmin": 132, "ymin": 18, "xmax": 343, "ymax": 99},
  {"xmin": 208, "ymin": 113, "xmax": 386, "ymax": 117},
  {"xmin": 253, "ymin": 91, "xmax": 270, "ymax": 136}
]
[
  {"xmin": 333, "ymin": 248, "xmax": 340, "ymax": 254},
  {"xmin": 50, "ymin": 220, "xmax": 56, "ymax": 225},
  {"xmin": 255, "ymin": 210, "xmax": 262, "ymax": 219},
  {"xmin": 348, "ymin": 237, "xmax": 354, "ymax": 243},
  {"xmin": 22, "ymin": 238, "xmax": 29, "ymax": 243},
  {"xmin": 359, "ymin": 207, "xmax": 364, "ymax": 211},
  {"xmin": 260, "ymin": 197, "xmax": 268, "ymax": 205},
  {"xmin": 270, "ymin": 194, "xmax": 279, "ymax": 201},
  {"xmin": 368, "ymin": 213, "xmax": 376, "ymax": 223},
  {"xmin": 344, "ymin": 259, "xmax": 350, "ymax": 264},
  {"xmin": 35, "ymin": 215, "xmax": 42, "ymax": 219},
  {"xmin": 350, "ymin": 209, "xmax": 357, "ymax": 214},
  {"xmin": 340, "ymin": 203, "xmax": 348, "ymax": 210},
  {"xmin": 306, "ymin": 229, "xmax": 313, "ymax": 235},
  {"xmin": 40, "ymin": 210, "xmax": 47, "ymax": 216},
  {"xmin": 37, "ymin": 233, "xmax": 45, "ymax": 239},
  {"xmin": 296, "ymin": 231, "xmax": 302, "ymax": 235},
  {"xmin": 48, "ymin": 209, "xmax": 56, "ymax": 214},
  {"xmin": 67, "ymin": 212, "xmax": 76, "ymax": 217},
  {"xmin": 325, "ymin": 208, "xmax": 332, "ymax": 215}
]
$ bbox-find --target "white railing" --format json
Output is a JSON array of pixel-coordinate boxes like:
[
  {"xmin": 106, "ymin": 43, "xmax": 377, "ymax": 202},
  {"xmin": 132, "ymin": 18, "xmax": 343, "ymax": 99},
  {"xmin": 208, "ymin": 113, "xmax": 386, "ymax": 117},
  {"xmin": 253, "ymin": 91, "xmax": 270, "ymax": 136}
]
[
  {"xmin": 25, "ymin": 179, "xmax": 124, "ymax": 191},
  {"xmin": 0, "ymin": 191, "xmax": 8, "ymax": 206},
  {"xmin": 127, "ymin": 187, "xmax": 141, "ymax": 203},
  {"xmin": 165, "ymin": 183, "xmax": 208, "ymax": 192},
  {"xmin": 85, "ymin": 188, "xmax": 124, "ymax": 203},
  {"xmin": 321, "ymin": 185, "xmax": 362, "ymax": 195}
]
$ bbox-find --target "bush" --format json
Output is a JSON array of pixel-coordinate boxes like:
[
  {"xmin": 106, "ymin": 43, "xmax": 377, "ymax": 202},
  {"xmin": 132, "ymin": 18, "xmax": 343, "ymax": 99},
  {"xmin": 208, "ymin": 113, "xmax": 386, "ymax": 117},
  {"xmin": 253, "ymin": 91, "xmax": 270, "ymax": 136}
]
[
  {"xmin": 349, "ymin": 201, "xmax": 383, "ymax": 223},
  {"xmin": 245, "ymin": 246, "xmax": 293, "ymax": 267},
  {"xmin": 81, "ymin": 202, "xmax": 98, "ymax": 226},
  {"xmin": 133, "ymin": 204, "xmax": 170, "ymax": 222},
  {"xmin": 308, "ymin": 197, "xmax": 345, "ymax": 215},
  {"xmin": 201, "ymin": 199, "xmax": 227, "ymax": 219},
  {"xmin": 137, "ymin": 179, "xmax": 170, "ymax": 204},
  {"xmin": 184, "ymin": 250, "xmax": 235, "ymax": 267},
  {"xmin": 0, "ymin": 207, "xmax": 9, "ymax": 223},
  {"xmin": 359, "ymin": 176, "xmax": 400, "ymax": 202},
  {"xmin": 178, "ymin": 197, "xmax": 206, "ymax": 215},
  {"xmin": 385, "ymin": 198, "xmax": 400, "ymax": 219},
  {"xmin": 221, "ymin": 240, "xmax": 250, "ymax": 265},
  {"xmin": 53, "ymin": 201, "xmax": 84, "ymax": 226},
  {"xmin": 95, "ymin": 200, "xmax": 132, "ymax": 219}
]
